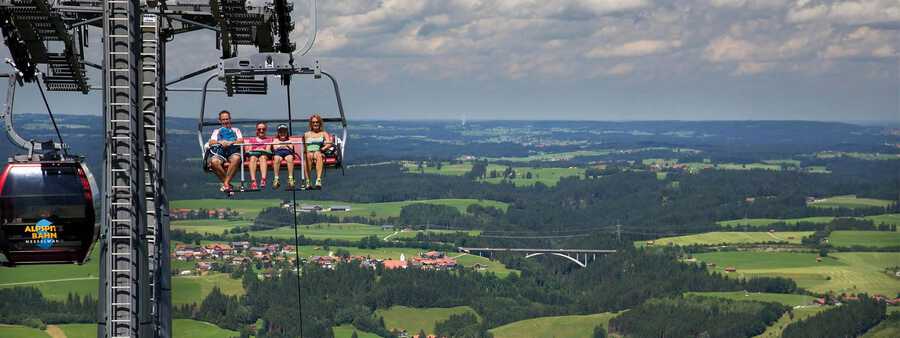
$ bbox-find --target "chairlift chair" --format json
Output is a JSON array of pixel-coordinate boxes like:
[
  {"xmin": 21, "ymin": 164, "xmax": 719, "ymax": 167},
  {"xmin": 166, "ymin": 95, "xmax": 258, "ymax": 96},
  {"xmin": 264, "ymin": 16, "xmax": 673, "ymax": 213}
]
[{"xmin": 196, "ymin": 52, "xmax": 348, "ymax": 193}]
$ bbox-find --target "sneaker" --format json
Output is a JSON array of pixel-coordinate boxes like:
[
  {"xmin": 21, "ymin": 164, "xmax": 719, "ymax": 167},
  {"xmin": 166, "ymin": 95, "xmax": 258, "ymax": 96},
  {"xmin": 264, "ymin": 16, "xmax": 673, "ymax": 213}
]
[
  {"xmin": 303, "ymin": 179, "xmax": 312, "ymax": 190},
  {"xmin": 220, "ymin": 184, "xmax": 232, "ymax": 193},
  {"xmin": 273, "ymin": 177, "xmax": 280, "ymax": 189},
  {"xmin": 260, "ymin": 178, "xmax": 267, "ymax": 189},
  {"xmin": 314, "ymin": 178, "xmax": 322, "ymax": 189},
  {"xmin": 288, "ymin": 177, "xmax": 296, "ymax": 189},
  {"xmin": 248, "ymin": 180, "xmax": 258, "ymax": 190}
]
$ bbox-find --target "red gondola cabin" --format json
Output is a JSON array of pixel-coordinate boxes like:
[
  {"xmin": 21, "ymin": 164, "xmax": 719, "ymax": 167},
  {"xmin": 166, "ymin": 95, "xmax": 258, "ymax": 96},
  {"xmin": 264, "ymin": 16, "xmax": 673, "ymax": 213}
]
[{"xmin": 0, "ymin": 161, "xmax": 97, "ymax": 265}]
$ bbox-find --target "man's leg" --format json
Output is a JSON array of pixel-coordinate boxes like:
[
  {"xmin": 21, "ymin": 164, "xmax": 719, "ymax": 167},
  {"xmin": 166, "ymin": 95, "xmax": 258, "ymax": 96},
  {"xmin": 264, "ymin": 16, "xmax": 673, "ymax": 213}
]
[
  {"xmin": 224, "ymin": 153, "xmax": 241, "ymax": 187},
  {"xmin": 209, "ymin": 157, "xmax": 226, "ymax": 181}
]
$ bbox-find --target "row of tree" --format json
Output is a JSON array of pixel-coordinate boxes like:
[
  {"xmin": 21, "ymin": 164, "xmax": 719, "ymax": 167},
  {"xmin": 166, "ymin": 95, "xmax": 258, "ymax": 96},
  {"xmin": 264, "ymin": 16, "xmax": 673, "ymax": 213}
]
[
  {"xmin": 781, "ymin": 295, "xmax": 887, "ymax": 338},
  {"xmin": 607, "ymin": 295, "xmax": 788, "ymax": 338}
]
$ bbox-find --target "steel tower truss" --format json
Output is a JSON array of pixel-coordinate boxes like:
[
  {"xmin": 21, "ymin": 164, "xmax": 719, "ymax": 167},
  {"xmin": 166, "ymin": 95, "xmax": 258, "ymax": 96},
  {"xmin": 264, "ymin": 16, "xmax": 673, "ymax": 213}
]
[{"xmin": 0, "ymin": 0, "xmax": 296, "ymax": 337}]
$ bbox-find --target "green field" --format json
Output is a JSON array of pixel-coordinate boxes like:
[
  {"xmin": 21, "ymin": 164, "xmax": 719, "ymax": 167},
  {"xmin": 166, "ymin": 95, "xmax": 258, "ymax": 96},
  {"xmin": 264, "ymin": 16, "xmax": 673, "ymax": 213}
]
[
  {"xmin": 481, "ymin": 164, "xmax": 584, "ymax": 187},
  {"xmin": 694, "ymin": 251, "xmax": 900, "ymax": 295},
  {"xmin": 56, "ymin": 324, "xmax": 95, "ymax": 338},
  {"xmin": 808, "ymin": 195, "xmax": 894, "ymax": 209},
  {"xmin": 376, "ymin": 305, "xmax": 478, "ymax": 335},
  {"xmin": 170, "ymin": 199, "xmax": 281, "ymax": 218},
  {"xmin": 171, "ymin": 198, "xmax": 509, "ymax": 222},
  {"xmin": 718, "ymin": 214, "xmax": 900, "ymax": 229},
  {"xmin": 172, "ymin": 319, "xmax": 239, "ymax": 338},
  {"xmin": 686, "ymin": 291, "xmax": 815, "ymax": 306},
  {"xmin": 489, "ymin": 312, "xmax": 618, "ymax": 338},
  {"xmin": 172, "ymin": 273, "xmax": 245, "ymax": 305},
  {"xmin": 401, "ymin": 161, "xmax": 585, "ymax": 187},
  {"xmin": 863, "ymin": 313, "xmax": 900, "ymax": 338},
  {"xmin": 454, "ymin": 253, "xmax": 517, "ymax": 277},
  {"xmin": 333, "ymin": 324, "xmax": 382, "ymax": 338},
  {"xmin": 828, "ymin": 231, "xmax": 900, "ymax": 248},
  {"xmin": 815, "ymin": 151, "xmax": 900, "ymax": 161},
  {"xmin": 171, "ymin": 219, "xmax": 252, "ymax": 235},
  {"xmin": 250, "ymin": 223, "xmax": 395, "ymax": 241},
  {"xmin": 0, "ymin": 246, "xmax": 99, "ymax": 284},
  {"xmin": 0, "ymin": 324, "xmax": 49, "ymax": 338},
  {"xmin": 640, "ymin": 231, "xmax": 812, "ymax": 247},
  {"xmin": 755, "ymin": 306, "xmax": 831, "ymax": 338}
]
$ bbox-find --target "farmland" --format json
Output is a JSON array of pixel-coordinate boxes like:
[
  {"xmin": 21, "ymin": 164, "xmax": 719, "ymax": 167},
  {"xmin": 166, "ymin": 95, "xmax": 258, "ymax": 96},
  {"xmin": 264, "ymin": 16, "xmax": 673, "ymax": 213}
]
[
  {"xmin": 641, "ymin": 231, "xmax": 812, "ymax": 246},
  {"xmin": 333, "ymin": 324, "xmax": 382, "ymax": 338},
  {"xmin": 172, "ymin": 273, "xmax": 245, "ymax": 305},
  {"xmin": 807, "ymin": 195, "xmax": 894, "ymax": 209},
  {"xmin": 755, "ymin": 306, "xmax": 831, "ymax": 338},
  {"xmin": 0, "ymin": 324, "xmax": 48, "ymax": 338},
  {"xmin": 717, "ymin": 214, "xmax": 900, "ymax": 228},
  {"xmin": 685, "ymin": 291, "xmax": 815, "ymax": 306},
  {"xmin": 489, "ymin": 312, "xmax": 618, "ymax": 338},
  {"xmin": 375, "ymin": 305, "xmax": 479, "ymax": 336},
  {"xmin": 694, "ymin": 252, "xmax": 900, "ymax": 295},
  {"xmin": 401, "ymin": 161, "xmax": 585, "ymax": 187},
  {"xmin": 828, "ymin": 231, "xmax": 900, "ymax": 248},
  {"xmin": 57, "ymin": 324, "xmax": 95, "ymax": 338},
  {"xmin": 172, "ymin": 198, "xmax": 509, "ymax": 221}
]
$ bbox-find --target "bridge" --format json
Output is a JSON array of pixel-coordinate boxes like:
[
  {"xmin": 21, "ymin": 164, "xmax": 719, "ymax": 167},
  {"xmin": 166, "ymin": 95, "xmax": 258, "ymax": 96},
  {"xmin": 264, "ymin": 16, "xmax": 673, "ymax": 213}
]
[{"xmin": 458, "ymin": 247, "xmax": 617, "ymax": 268}]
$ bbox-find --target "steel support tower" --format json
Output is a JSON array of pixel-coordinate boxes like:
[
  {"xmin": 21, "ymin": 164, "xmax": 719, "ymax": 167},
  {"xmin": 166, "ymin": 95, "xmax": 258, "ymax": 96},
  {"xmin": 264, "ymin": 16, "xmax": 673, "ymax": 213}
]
[{"xmin": 0, "ymin": 0, "xmax": 298, "ymax": 336}]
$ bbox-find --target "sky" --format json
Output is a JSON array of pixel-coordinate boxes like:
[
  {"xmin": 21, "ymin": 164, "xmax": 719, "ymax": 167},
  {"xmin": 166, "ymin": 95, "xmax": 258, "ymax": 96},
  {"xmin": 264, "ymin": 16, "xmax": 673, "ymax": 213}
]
[{"xmin": 1, "ymin": 0, "xmax": 899, "ymax": 122}]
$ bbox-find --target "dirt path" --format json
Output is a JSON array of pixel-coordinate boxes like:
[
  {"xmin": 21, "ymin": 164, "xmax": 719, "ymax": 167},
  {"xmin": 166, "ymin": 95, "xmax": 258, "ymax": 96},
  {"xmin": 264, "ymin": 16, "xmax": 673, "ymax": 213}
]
[
  {"xmin": 383, "ymin": 230, "xmax": 400, "ymax": 241},
  {"xmin": 767, "ymin": 232, "xmax": 783, "ymax": 241},
  {"xmin": 45, "ymin": 325, "xmax": 66, "ymax": 338}
]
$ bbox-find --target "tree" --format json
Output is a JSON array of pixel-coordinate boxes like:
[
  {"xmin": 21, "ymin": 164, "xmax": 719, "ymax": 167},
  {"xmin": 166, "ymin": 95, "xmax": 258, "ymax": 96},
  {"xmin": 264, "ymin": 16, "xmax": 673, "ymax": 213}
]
[
  {"xmin": 593, "ymin": 326, "xmax": 607, "ymax": 338},
  {"xmin": 351, "ymin": 331, "xmax": 359, "ymax": 338},
  {"xmin": 418, "ymin": 329, "xmax": 427, "ymax": 337}
]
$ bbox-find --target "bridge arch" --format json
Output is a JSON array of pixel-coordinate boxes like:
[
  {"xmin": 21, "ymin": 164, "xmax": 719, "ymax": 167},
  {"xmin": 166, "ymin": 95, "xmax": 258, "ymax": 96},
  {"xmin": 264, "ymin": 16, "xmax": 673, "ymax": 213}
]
[{"xmin": 524, "ymin": 252, "xmax": 587, "ymax": 268}]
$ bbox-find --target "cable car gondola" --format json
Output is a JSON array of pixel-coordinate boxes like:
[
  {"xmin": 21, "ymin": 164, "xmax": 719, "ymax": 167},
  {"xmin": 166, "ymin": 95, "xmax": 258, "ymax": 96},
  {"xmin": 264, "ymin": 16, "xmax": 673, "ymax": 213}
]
[
  {"xmin": 196, "ymin": 53, "xmax": 348, "ymax": 193},
  {"xmin": 0, "ymin": 160, "xmax": 98, "ymax": 265},
  {"xmin": 0, "ymin": 73, "xmax": 99, "ymax": 266}
]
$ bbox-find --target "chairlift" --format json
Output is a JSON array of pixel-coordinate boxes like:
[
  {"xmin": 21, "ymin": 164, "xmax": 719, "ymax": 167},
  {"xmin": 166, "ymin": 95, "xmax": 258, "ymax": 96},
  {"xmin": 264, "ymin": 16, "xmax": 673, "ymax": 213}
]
[
  {"xmin": 195, "ymin": 53, "xmax": 348, "ymax": 193},
  {"xmin": 0, "ymin": 73, "xmax": 98, "ymax": 266}
]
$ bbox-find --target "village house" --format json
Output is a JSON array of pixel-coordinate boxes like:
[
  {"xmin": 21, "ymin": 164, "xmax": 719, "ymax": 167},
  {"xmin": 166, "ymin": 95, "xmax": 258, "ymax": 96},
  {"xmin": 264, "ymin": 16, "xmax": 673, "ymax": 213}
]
[
  {"xmin": 299, "ymin": 204, "xmax": 323, "ymax": 212},
  {"xmin": 231, "ymin": 241, "xmax": 251, "ymax": 252},
  {"xmin": 329, "ymin": 205, "xmax": 351, "ymax": 212}
]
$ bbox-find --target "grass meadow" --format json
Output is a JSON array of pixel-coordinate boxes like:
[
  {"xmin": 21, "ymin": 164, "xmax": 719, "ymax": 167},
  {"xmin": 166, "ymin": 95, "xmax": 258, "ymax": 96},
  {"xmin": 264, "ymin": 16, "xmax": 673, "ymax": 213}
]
[
  {"xmin": 489, "ymin": 312, "xmax": 618, "ymax": 338},
  {"xmin": 717, "ymin": 214, "xmax": 900, "ymax": 229},
  {"xmin": 333, "ymin": 324, "xmax": 382, "ymax": 338},
  {"xmin": 685, "ymin": 291, "xmax": 815, "ymax": 306},
  {"xmin": 639, "ymin": 231, "xmax": 812, "ymax": 247},
  {"xmin": 401, "ymin": 161, "xmax": 585, "ymax": 187},
  {"xmin": 375, "ymin": 305, "xmax": 478, "ymax": 336},
  {"xmin": 755, "ymin": 306, "xmax": 831, "ymax": 338},
  {"xmin": 172, "ymin": 198, "xmax": 509, "ymax": 222},
  {"xmin": 694, "ymin": 251, "xmax": 900, "ymax": 295},
  {"xmin": 172, "ymin": 273, "xmax": 245, "ymax": 305},
  {"xmin": 0, "ymin": 324, "xmax": 49, "ymax": 338},
  {"xmin": 827, "ymin": 231, "xmax": 900, "ymax": 248},
  {"xmin": 807, "ymin": 195, "xmax": 894, "ymax": 209}
]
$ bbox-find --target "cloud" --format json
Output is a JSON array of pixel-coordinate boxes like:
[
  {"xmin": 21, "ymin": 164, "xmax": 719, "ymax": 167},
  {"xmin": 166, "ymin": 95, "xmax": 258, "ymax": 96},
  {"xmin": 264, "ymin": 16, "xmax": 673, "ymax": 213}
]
[
  {"xmin": 787, "ymin": 0, "xmax": 900, "ymax": 25},
  {"xmin": 585, "ymin": 39, "xmax": 683, "ymax": 58}
]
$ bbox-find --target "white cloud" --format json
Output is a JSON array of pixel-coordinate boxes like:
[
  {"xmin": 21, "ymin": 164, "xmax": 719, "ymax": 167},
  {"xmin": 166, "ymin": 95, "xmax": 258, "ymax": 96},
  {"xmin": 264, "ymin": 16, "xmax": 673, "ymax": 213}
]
[
  {"xmin": 585, "ymin": 39, "xmax": 683, "ymax": 58},
  {"xmin": 787, "ymin": 0, "xmax": 900, "ymax": 25}
]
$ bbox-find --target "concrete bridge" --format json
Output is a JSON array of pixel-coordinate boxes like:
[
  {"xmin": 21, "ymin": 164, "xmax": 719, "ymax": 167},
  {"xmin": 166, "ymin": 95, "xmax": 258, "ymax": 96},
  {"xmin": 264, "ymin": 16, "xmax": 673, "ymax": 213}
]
[{"xmin": 458, "ymin": 247, "xmax": 617, "ymax": 268}]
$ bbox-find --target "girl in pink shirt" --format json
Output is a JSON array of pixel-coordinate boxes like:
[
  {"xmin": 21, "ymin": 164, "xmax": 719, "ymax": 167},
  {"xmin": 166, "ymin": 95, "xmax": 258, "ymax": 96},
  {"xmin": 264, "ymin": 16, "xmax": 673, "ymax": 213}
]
[{"xmin": 243, "ymin": 122, "xmax": 273, "ymax": 190}]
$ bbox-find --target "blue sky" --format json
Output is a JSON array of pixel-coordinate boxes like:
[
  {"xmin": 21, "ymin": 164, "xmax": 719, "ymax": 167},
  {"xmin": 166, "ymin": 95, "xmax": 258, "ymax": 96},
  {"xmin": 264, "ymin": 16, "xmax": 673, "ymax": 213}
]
[{"xmin": 2, "ymin": 0, "xmax": 898, "ymax": 122}]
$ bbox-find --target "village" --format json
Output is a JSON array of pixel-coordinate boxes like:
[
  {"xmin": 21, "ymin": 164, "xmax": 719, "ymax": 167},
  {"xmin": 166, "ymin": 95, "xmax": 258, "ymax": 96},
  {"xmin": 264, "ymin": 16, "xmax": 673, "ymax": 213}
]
[{"xmin": 172, "ymin": 241, "xmax": 462, "ymax": 278}]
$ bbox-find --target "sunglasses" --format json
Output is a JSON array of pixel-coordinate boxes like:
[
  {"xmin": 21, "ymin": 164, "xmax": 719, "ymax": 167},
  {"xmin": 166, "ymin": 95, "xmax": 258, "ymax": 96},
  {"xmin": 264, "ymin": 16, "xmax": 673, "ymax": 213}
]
[{"xmin": 256, "ymin": 128, "xmax": 266, "ymax": 131}]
